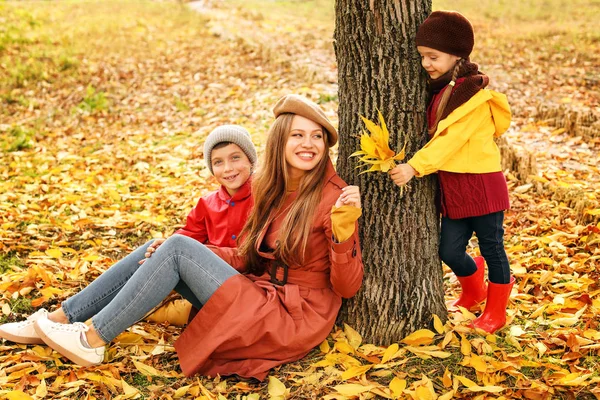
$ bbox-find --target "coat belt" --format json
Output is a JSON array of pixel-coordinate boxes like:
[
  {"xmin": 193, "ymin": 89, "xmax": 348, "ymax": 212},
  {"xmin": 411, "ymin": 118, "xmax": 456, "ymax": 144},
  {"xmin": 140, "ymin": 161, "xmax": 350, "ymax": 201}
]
[{"xmin": 253, "ymin": 263, "xmax": 330, "ymax": 289}]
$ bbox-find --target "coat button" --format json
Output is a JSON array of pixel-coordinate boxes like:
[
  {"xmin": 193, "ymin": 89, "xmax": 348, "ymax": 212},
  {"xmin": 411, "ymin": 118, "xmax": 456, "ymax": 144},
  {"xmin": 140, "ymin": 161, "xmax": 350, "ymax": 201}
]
[
  {"xmin": 230, "ymin": 202, "xmax": 235, "ymax": 207},
  {"xmin": 232, "ymin": 235, "xmax": 236, "ymax": 240}
]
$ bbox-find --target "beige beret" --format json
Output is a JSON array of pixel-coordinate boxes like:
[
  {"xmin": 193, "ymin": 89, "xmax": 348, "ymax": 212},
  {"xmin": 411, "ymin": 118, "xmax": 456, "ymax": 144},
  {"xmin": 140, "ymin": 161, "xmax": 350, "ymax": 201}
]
[{"xmin": 273, "ymin": 94, "xmax": 338, "ymax": 146}]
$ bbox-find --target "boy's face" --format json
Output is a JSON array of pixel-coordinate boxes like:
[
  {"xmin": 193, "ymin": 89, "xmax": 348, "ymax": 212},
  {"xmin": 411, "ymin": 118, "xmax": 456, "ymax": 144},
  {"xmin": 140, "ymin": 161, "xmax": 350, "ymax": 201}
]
[
  {"xmin": 211, "ymin": 143, "xmax": 252, "ymax": 196},
  {"xmin": 417, "ymin": 46, "xmax": 460, "ymax": 79}
]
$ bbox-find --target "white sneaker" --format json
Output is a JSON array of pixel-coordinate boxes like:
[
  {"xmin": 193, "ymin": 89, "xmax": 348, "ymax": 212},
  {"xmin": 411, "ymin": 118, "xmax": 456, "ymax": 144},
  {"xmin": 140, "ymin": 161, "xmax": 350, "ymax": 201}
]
[
  {"xmin": 0, "ymin": 309, "xmax": 48, "ymax": 345},
  {"xmin": 34, "ymin": 317, "xmax": 105, "ymax": 367}
]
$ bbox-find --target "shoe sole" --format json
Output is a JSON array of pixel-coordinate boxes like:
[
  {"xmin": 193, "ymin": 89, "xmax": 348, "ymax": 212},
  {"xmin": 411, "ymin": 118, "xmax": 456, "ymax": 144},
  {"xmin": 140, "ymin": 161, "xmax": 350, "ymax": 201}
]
[
  {"xmin": 33, "ymin": 321, "xmax": 103, "ymax": 367},
  {"xmin": 0, "ymin": 329, "xmax": 45, "ymax": 345}
]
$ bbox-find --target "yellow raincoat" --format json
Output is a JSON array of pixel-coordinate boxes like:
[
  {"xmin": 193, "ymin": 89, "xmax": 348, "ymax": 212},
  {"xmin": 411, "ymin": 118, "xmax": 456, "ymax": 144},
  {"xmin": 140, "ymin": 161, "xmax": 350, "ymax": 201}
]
[{"xmin": 408, "ymin": 89, "xmax": 511, "ymax": 177}]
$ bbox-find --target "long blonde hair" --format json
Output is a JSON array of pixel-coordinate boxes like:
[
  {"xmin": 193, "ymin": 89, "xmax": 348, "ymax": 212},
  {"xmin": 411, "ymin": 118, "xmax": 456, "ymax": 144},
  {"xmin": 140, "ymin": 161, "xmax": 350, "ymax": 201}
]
[
  {"xmin": 429, "ymin": 58, "xmax": 464, "ymax": 135},
  {"xmin": 238, "ymin": 113, "xmax": 330, "ymax": 274}
]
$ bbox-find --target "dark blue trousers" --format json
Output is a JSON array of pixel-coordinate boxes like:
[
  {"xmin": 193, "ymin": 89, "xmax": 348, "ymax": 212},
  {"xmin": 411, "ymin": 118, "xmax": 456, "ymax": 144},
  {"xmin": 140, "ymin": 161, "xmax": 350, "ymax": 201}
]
[{"xmin": 439, "ymin": 211, "xmax": 511, "ymax": 284}]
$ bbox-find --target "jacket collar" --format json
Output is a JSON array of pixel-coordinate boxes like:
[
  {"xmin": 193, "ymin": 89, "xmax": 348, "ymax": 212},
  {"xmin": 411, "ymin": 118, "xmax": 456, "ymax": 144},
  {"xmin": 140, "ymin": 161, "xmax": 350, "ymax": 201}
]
[{"xmin": 216, "ymin": 178, "xmax": 252, "ymax": 203}]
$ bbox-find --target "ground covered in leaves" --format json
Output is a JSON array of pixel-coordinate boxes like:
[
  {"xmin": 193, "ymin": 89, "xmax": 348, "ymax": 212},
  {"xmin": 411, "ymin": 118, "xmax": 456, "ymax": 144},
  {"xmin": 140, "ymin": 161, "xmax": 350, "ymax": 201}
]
[{"xmin": 1, "ymin": 0, "xmax": 599, "ymax": 399}]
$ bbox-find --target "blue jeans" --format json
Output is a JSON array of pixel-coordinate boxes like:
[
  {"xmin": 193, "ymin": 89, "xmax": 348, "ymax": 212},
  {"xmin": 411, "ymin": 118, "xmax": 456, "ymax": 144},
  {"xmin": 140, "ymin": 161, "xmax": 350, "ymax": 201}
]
[
  {"xmin": 62, "ymin": 235, "xmax": 238, "ymax": 343},
  {"xmin": 439, "ymin": 211, "xmax": 511, "ymax": 284}
]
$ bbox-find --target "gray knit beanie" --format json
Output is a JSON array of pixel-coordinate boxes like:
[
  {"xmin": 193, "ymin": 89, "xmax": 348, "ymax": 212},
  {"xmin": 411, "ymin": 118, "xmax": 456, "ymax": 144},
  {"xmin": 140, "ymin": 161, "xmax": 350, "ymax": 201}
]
[{"xmin": 203, "ymin": 125, "xmax": 257, "ymax": 174}]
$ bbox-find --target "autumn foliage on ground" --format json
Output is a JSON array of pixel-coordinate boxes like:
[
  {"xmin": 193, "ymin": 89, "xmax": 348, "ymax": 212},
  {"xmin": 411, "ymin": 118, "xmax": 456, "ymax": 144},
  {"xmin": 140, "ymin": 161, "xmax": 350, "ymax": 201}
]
[{"xmin": 1, "ymin": 0, "xmax": 599, "ymax": 399}]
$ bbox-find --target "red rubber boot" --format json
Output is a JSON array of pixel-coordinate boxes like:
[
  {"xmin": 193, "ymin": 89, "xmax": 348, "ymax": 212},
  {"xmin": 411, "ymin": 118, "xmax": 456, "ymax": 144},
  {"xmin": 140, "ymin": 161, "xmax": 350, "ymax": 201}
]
[
  {"xmin": 472, "ymin": 276, "xmax": 515, "ymax": 334},
  {"xmin": 448, "ymin": 256, "xmax": 487, "ymax": 311}
]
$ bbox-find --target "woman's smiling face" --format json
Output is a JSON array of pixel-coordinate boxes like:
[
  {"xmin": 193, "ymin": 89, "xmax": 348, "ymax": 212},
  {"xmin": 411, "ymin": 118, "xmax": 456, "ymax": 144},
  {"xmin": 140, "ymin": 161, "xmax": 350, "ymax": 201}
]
[{"xmin": 284, "ymin": 115, "xmax": 326, "ymax": 180}]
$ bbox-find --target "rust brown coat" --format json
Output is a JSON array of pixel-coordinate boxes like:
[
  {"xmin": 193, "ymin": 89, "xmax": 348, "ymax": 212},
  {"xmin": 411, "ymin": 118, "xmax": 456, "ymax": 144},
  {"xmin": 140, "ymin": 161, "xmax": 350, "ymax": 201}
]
[{"xmin": 174, "ymin": 161, "xmax": 363, "ymax": 380}]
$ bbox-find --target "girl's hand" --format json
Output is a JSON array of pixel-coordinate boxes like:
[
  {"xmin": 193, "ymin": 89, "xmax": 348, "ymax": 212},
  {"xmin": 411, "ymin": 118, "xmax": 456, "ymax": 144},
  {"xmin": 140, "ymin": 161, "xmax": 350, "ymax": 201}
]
[
  {"xmin": 335, "ymin": 185, "xmax": 361, "ymax": 209},
  {"xmin": 139, "ymin": 238, "xmax": 166, "ymax": 265},
  {"xmin": 389, "ymin": 164, "xmax": 416, "ymax": 186}
]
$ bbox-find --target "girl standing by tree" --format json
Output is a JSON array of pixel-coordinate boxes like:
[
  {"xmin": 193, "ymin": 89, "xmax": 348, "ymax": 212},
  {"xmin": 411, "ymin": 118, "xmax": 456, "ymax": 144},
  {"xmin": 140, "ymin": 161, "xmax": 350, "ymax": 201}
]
[{"xmin": 390, "ymin": 11, "xmax": 514, "ymax": 334}]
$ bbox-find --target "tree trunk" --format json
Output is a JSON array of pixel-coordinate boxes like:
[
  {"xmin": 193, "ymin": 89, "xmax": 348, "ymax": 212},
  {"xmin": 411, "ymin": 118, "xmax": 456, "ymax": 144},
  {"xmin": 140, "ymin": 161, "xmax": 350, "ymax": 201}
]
[{"xmin": 335, "ymin": 0, "xmax": 446, "ymax": 345}]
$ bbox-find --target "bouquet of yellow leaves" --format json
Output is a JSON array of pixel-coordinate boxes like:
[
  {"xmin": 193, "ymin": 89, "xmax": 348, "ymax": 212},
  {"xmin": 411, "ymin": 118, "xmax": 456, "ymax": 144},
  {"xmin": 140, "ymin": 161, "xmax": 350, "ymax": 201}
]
[{"xmin": 350, "ymin": 110, "xmax": 406, "ymax": 174}]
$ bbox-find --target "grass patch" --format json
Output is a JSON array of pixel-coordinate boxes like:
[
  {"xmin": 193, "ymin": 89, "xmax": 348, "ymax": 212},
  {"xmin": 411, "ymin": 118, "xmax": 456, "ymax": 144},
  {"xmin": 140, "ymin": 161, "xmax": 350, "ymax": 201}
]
[
  {"xmin": 0, "ymin": 297, "xmax": 34, "ymax": 324},
  {"xmin": 10, "ymin": 297, "xmax": 33, "ymax": 315},
  {"xmin": 0, "ymin": 253, "xmax": 25, "ymax": 273},
  {"xmin": 0, "ymin": 125, "xmax": 35, "ymax": 152},
  {"xmin": 75, "ymin": 85, "xmax": 109, "ymax": 114},
  {"xmin": 130, "ymin": 373, "xmax": 152, "ymax": 388}
]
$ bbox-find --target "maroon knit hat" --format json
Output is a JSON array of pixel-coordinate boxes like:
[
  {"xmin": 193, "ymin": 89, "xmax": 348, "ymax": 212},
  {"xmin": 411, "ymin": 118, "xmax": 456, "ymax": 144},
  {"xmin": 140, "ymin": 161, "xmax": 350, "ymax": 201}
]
[{"xmin": 415, "ymin": 11, "xmax": 474, "ymax": 59}]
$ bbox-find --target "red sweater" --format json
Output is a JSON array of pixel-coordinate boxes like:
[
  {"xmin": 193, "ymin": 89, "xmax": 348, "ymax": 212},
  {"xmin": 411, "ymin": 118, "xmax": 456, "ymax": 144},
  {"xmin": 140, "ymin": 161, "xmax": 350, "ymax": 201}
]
[
  {"xmin": 428, "ymin": 80, "xmax": 510, "ymax": 219},
  {"xmin": 175, "ymin": 181, "xmax": 253, "ymax": 247}
]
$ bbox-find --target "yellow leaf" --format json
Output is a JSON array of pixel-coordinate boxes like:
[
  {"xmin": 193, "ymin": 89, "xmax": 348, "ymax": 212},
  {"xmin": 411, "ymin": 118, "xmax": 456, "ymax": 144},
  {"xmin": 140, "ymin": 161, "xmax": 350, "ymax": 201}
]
[
  {"xmin": 415, "ymin": 385, "xmax": 434, "ymax": 400},
  {"xmin": 509, "ymin": 325, "xmax": 526, "ymax": 337},
  {"xmin": 360, "ymin": 115, "xmax": 383, "ymax": 142},
  {"xmin": 341, "ymin": 365, "xmax": 372, "ymax": 380},
  {"xmin": 393, "ymin": 143, "xmax": 406, "ymax": 161},
  {"xmin": 442, "ymin": 368, "xmax": 452, "ymax": 388},
  {"xmin": 470, "ymin": 354, "xmax": 487, "ymax": 372},
  {"xmin": 460, "ymin": 335, "xmax": 471, "ymax": 356},
  {"xmin": 35, "ymin": 380, "xmax": 48, "ymax": 398},
  {"xmin": 455, "ymin": 375, "xmax": 477, "ymax": 388},
  {"xmin": 506, "ymin": 244, "xmax": 527, "ymax": 253},
  {"xmin": 583, "ymin": 330, "xmax": 600, "ymax": 340},
  {"xmin": 132, "ymin": 361, "xmax": 161, "ymax": 377},
  {"xmin": 319, "ymin": 339, "xmax": 330, "ymax": 353},
  {"xmin": 438, "ymin": 390, "xmax": 455, "ymax": 400},
  {"xmin": 381, "ymin": 343, "xmax": 399, "ymax": 363},
  {"xmin": 433, "ymin": 314, "xmax": 444, "ymax": 334},
  {"xmin": 539, "ymin": 257, "xmax": 554, "ymax": 266},
  {"xmin": 334, "ymin": 384, "xmax": 375, "ymax": 396},
  {"xmin": 4, "ymin": 392, "xmax": 34, "ymax": 400},
  {"xmin": 46, "ymin": 248, "xmax": 63, "ymax": 258},
  {"xmin": 557, "ymin": 372, "xmax": 592, "ymax": 386},
  {"xmin": 405, "ymin": 346, "xmax": 452, "ymax": 358},
  {"xmin": 268, "ymin": 376, "xmax": 287, "ymax": 398},
  {"xmin": 173, "ymin": 384, "xmax": 191, "ymax": 398},
  {"xmin": 360, "ymin": 134, "xmax": 378, "ymax": 157},
  {"xmin": 115, "ymin": 332, "xmax": 144, "ymax": 344},
  {"xmin": 121, "ymin": 379, "xmax": 139, "ymax": 397},
  {"xmin": 586, "ymin": 209, "xmax": 600, "ymax": 216},
  {"xmin": 441, "ymin": 331, "xmax": 454, "ymax": 349},
  {"xmin": 455, "ymin": 376, "xmax": 505, "ymax": 393},
  {"xmin": 344, "ymin": 323, "xmax": 362, "ymax": 349},
  {"xmin": 401, "ymin": 329, "xmax": 436, "ymax": 346},
  {"xmin": 467, "ymin": 385, "xmax": 505, "ymax": 393},
  {"xmin": 335, "ymin": 340, "xmax": 356, "ymax": 354},
  {"xmin": 389, "ymin": 377, "xmax": 406, "ymax": 398}
]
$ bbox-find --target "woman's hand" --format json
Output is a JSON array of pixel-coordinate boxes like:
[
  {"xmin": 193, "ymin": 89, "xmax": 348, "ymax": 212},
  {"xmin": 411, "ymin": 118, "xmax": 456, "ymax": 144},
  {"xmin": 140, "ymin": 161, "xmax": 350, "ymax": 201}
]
[
  {"xmin": 139, "ymin": 238, "xmax": 166, "ymax": 265},
  {"xmin": 335, "ymin": 185, "xmax": 361, "ymax": 209},
  {"xmin": 389, "ymin": 164, "xmax": 416, "ymax": 186}
]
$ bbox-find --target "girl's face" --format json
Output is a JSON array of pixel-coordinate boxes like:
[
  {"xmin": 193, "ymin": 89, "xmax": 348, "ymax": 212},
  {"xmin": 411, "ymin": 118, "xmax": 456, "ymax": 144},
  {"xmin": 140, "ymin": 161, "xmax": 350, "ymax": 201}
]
[
  {"xmin": 211, "ymin": 143, "xmax": 252, "ymax": 196},
  {"xmin": 417, "ymin": 46, "xmax": 460, "ymax": 79},
  {"xmin": 284, "ymin": 115, "xmax": 326, "ymax": 180}
]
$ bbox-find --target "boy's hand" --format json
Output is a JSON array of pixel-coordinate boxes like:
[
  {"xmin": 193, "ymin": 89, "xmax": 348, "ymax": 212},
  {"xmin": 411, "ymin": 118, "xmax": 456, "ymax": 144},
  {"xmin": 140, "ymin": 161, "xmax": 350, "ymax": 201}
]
[
  {"xmin": 335, "ymin": 185, "xmax": 361, "ymax": 209},
  {"xmin": 139, "ymin": 238, "xmax": 166, "ymax": 265},
  {"xmin": 389, "ymin": 164, "xmax": 416, "ymax": 186}
]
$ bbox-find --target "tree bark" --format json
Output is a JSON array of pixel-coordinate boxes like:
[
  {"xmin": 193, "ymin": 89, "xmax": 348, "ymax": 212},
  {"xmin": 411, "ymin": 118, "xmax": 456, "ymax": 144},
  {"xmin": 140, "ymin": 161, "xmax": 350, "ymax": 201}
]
[{"xmin": 335, "ymin": 0, "xmax": 446, "ymax": 344}]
